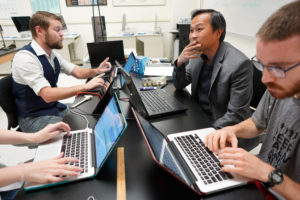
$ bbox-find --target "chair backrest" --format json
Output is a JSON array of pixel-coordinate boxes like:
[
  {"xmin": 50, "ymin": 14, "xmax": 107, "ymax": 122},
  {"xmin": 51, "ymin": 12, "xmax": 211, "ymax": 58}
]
[
  {"xmin": 250, "ymin": 63, "xmax": 267, "ymax": 109},
  {"xmin": 0, "ymin": 75, "xmax": 19, "ymax": 129}
]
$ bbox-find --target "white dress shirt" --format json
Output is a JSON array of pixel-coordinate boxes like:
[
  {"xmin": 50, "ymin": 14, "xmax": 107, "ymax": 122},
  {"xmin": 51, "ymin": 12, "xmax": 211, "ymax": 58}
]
[{"xmin": 12, "ymin": 40, "xmax": 76, "ymax": 95}]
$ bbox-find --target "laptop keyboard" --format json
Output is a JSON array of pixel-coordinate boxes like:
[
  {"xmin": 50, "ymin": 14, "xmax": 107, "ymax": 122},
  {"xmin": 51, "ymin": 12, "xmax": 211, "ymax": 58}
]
[
  {"xmin": 174, "ymin": 134, "xmax": 233, "ymax": 185},
  {"xmin": 61, "ymin": 131, "xmax": 89, "ymax": 174},
  {"xmin": 140, "ymin": 90, "xmax": 173, "ymax": 113}
]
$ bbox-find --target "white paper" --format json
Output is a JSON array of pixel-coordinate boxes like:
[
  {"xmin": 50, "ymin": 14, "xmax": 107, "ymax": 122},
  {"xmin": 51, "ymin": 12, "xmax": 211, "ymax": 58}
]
[{"xmin": 144, "ymin": 66, "xmax": 173, "ymax": 76}]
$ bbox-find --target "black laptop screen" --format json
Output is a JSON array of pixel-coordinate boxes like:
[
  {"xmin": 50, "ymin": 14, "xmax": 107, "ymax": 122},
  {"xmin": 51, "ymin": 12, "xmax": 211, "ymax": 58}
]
[
  {"xmin": 11, "ymin": 16, "xmax": 30, "ymax": 32},
  {"xmin": 94, "ymin": 95, "xmax": 126, "ymax": 170},
  {"xmin": 87, "ymin": 40, "xmax": 126, "ymax": 68},
  {"xmin": 133, "ymin": 109, "xmax": 193, "ymax": 187}
]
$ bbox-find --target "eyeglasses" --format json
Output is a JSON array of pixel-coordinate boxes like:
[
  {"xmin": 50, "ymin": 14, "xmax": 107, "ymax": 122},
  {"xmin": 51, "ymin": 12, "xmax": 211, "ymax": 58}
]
[{"xmin": 251, "ymin": 56, "xmax": 300, "ymax": 78}]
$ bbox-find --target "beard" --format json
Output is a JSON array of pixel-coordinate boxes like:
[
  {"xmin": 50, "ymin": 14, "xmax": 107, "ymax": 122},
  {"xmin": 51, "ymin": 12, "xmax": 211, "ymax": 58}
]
[
  {"xmin": 45, "ymin": 33, "xmax": 63, "ymax": 49},
  {"xmin": 265, "ymin": 82, "xmax": 300, "ymax": 99},
  {"xmin": 46, "ymin": 40, "xmax": 63, "ymax": 49}
]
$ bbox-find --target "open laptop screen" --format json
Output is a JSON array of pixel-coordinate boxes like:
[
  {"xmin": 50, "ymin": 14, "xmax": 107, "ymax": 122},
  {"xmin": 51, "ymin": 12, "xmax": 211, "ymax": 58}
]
[
  {"xmin": 133, "ymin": 109, "xmax": 194, "ymax": 189},
  {"xmin": 94, "ymin": 94, "xmax": 126, "ymax": 170},
  {"xmin": 87, "ymin": 40, "xmax": 125, "ymax": 68},
  {"xmin": 11, "ymin": 16, "xmax": 30, "ymax": 32},
  {"xmin": 120, "ymin": 52, "xmax": 136, "ymax": 86}
]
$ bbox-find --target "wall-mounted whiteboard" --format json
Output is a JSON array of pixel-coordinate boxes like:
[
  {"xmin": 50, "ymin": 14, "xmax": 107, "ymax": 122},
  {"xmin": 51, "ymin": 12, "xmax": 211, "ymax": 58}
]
[{"xmin": 202, "ymin": 0, "xmax": 294, "ymax": 37}]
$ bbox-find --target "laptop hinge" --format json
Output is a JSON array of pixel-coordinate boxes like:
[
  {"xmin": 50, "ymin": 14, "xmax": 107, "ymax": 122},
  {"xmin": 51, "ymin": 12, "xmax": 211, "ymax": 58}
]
[
  {"xmin": 169, "ymin": 140, "xmax": 198, "ymax": 184},
  {"xmin": 129, "ymin": 95, "xmax": 148, "ymax": 117},
  {"xmin": 91, "ymin": 132, "xmax": 96, "ymax": 170}
]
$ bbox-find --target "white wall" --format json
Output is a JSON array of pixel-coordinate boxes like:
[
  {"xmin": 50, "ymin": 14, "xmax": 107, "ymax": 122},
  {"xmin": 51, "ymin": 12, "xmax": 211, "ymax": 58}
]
[
  {"xmin": 199, "ymin": 0, "xmax": 266, "ymax": 58},
  {"xmin": 0, "ymin": 0, "xmax": 201, "ymax": 60},
  {"xmin": 170, "ymin": 0, "xmax": 200, "ymax": 29},
  {"xmin": 0, "ymin": 0, "xmax": 260, "ymax": 60},
  {"xmin": 224, "ymin": 33, "xmax": 256, "ymax": 58}
]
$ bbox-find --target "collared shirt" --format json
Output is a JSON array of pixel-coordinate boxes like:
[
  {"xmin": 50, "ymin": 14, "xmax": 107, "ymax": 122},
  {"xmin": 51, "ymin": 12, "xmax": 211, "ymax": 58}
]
[
  {"xmin": 197, "ymin": 54, "xmax": 214, "ymax": 119},
  {"xmin": 12, "ymin": 40, "xmax": 75, "ymax": 95}
]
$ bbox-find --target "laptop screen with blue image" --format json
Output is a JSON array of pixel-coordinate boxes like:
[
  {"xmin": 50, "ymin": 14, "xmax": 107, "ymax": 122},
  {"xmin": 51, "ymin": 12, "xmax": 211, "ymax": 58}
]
[
  {"xmin": 94, "ymin": 94, "xmax": 127, "ymax": 169},
  {"xmin": 121, "ymin": 52, "xmax": 136, "ymax": 86}
]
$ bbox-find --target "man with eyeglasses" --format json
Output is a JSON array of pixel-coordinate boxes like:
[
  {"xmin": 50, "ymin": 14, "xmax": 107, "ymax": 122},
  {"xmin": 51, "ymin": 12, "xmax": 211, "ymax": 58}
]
[
  {"xmin": 252, "ymin": 56, "xmax": 300, "ymax": 80},
  {"xmin": 205, "ymin": 1, "xmax": 300, "ymax": 198}
]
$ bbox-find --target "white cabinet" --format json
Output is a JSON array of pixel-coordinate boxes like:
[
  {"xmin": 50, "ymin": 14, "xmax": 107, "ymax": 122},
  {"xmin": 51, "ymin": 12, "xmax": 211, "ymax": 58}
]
[
  {"xmin": 107, "ymin": 33, "xmax": 164, "ymax": 58},
  {"xmin": 0, "ymin": 34, "xmax": 83, "ymax": 65}
]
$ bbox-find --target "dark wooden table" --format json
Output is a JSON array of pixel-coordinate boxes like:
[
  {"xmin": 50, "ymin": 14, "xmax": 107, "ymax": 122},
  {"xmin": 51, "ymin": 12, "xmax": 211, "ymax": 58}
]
[{"xmin": 15, "ymin": 77, "xmax": 265, "ymax": 200}]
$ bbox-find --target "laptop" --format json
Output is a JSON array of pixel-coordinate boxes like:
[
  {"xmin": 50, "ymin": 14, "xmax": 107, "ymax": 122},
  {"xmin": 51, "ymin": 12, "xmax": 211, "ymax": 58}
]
[
  {"xmin": 113, "ymin": 52, "xmax": 136, "ymax": 89},
  {"xmin": 132, "ymin": 108, "xmax": 251, "ymax": 195},
  {"xmin": 118, "ymin": 67, "xmax": 187, "ymax": 118},
  {"xmin": 24, "ymin": 93, "xmax": 127, "ymax": 191},
  {"xmin": 87, "ymin": 40, "xmax": 126, "ymax": 68},
  {"xmin": 90, "ymin": 67, "xmax": 118, "ymax": 114}
]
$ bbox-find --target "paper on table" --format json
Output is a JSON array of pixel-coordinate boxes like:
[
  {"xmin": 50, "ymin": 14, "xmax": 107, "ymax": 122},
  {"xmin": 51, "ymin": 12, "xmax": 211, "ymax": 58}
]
[{"xmin": 144, "ymin": 66, "xmax": 173, "ymax": 76}]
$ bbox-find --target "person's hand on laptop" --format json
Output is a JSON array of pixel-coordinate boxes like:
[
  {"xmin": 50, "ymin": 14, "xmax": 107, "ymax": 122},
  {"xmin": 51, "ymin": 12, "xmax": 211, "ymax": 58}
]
[
  {"xmin": 102, "ymin": 69, "xmax": 114, "ymax": 91},
  {"xmin": 20, "ymin": 152, "xmax": 83, "ymax": 185},
  {"xmin": 84, "ymin": 73, "xmax": 106, "ymax": 91},
  {"xmin": 103, "ymin": 81, "xmax": 110, "ymax": 91},
  {"xmin": 30, "ymin": 122, "xmax": 71, "ymax": 144},
  {"xmin": 217, "ymin": 147, "xmax": 274, "ymax": 182},
  {"xmin": 96, "ymin": 57, "xmax": 112, "ymax": 74},
  {"xmin": 204, "ymin": 126, "xmax": 238, "ymax": 154}
]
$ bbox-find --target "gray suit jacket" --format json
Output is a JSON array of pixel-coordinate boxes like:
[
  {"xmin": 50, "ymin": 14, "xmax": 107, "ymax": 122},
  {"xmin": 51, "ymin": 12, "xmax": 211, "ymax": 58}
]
[{"xmin": 173, "ymin": 42, "xmax": 253, "ymax": 128}]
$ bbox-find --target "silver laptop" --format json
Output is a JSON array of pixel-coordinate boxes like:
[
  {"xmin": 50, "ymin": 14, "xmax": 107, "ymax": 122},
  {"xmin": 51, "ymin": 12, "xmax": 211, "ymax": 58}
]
[
  {"xmin": 132, "ymin": 108, "xmax": 251, "ymax": 195},
  {"xmin": 24, "ymin": 93, "xmax": 127, "ymax": 191}
]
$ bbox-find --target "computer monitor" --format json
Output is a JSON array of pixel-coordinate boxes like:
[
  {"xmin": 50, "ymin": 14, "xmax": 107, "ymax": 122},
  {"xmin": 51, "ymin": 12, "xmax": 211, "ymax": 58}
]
[{"xmin": 11, "ymin": 16, "xmax": 31, "ymax": 37}]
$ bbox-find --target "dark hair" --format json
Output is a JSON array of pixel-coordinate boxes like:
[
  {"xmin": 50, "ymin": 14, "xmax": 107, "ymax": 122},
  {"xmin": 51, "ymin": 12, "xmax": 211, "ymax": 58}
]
[
  {"xmin": 191, "ymin": 9, "xmax": 226, "ymax": 43},
  {"xmin": 257, "ymin": 1, "xmax": 300, "ymax": 42},
  {"xmin": 30, "ymin": 11, "xmax": 62, "ymax": 38}
]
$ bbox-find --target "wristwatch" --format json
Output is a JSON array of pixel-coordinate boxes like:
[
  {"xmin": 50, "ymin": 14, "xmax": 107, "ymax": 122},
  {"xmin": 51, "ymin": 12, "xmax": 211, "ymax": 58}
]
[{"xmin": 264, "ymin": 168, "xmax": 284, "ymax": 188}]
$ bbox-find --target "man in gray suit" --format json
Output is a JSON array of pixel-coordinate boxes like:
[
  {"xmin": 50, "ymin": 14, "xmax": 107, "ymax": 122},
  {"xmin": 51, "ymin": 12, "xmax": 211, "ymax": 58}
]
[{"xmin": 173, "ymin": 9, "xmax": 253, "ymax": 129}]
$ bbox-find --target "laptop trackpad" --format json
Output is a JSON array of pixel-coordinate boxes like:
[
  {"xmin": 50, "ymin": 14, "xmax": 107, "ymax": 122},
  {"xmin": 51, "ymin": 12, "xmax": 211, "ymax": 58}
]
[{"xmin": 34, "ymin": 143, "xmax": 61, "ymax": 161}]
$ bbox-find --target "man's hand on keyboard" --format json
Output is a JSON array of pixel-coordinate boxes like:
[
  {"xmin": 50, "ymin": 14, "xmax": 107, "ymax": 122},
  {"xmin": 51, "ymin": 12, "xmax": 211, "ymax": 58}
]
[
  {"xmin": 84, "ymin": 73, "xmax": 106, "ymax": 91},
  {"xmin": 204, "ymin": 126, "xmax": 238, "ymax": 154},
  {"xmin": 218, "ymin": 147, "xmax": 274, "ymax": 182}
]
